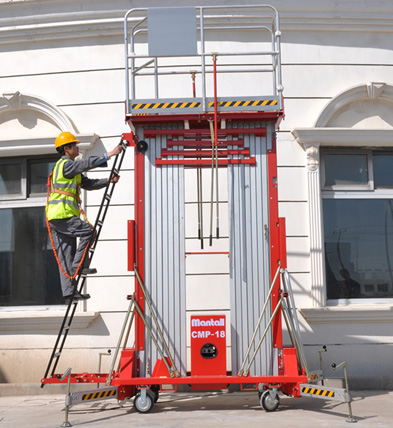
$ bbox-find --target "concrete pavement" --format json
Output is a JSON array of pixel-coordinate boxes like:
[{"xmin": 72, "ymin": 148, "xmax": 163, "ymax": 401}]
[{"xmin": 0, "ymin": 389, "xmax": 391, "ymax": 428}]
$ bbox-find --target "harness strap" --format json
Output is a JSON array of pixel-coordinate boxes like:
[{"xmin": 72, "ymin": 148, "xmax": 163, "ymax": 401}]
[{"xmin": 50, "ymin": 182, "xmax": 81, "ymax": 204}]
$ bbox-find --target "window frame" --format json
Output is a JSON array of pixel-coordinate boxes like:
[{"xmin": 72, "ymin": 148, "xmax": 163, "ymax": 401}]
[{"xmin": 321, "ymin": 148, "xmax": 393, "ymax": 305}]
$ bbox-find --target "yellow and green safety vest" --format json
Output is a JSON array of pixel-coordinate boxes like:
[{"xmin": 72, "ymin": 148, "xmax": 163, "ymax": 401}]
[{"xmin": 47, "ymin": 158, "xmax": 82, "ymax": 220}]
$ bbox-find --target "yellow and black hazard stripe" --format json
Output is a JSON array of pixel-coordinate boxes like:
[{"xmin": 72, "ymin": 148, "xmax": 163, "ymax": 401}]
[
  {"xmin": 132, "ymin": 101, "xmax": 201, "ymax": 110},
  {"xmin": 82, "ymin": 389, "xmax": 117, "ymax": 401},
  {"xmin": 310, "ymin": 373, "xmax": 319, "ymax": 381},
  {"xmin": 301, "ymin": 386, "xmax": 335, "ymax": 398},
  {"xmin": 208, "ymin": 99, "xmax": 278, "ymax": 108}
]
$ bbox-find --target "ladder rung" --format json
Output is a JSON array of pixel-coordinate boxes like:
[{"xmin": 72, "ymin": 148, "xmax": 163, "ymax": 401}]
[
  {"xmin": 105, "ymin": 194, "xmax": 112, "ymax": 201},
  {"xmin": 54, "ymin": 352, "xmax": 61, "ymax": 358},
  {"xmin": 97, "ymin": 220, "xmax": 103, "ymax": 227}
]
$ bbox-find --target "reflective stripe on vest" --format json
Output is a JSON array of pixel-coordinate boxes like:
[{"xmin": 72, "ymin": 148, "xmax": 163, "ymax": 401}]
[{"xmin": 47, "ymin": 158, "xmax": 82, "ymax": 220}]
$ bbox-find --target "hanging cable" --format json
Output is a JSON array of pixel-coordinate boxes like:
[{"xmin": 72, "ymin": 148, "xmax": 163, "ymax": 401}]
[
  {"xmin": 213, "ymin": 53, "xmax": 220, "ymax": 239},
  {"xmin": 191, "ymin": 70, "xmax": 204, "ymax": 249},
  {"xmin": 208, "ymin": 119, "xmax": 215, "ymax": 247}
]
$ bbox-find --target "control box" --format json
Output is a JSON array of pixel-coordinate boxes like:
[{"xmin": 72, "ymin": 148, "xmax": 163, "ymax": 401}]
[{"xmin": 190, "ymin": 314, "xmax": 226, "ymax": 380}]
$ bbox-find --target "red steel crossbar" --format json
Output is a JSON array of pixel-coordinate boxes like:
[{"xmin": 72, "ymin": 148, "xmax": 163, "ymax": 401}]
[
  {"xmin": 160, "ymin": 149, "xmax": 250, "ymax": 158},
  {"xmin": 166, "ymin": 139, "xmax": 244, "ymax": 148},
  {"xmin": 156, "ymin": 158, "xmax": 256, "ymax": 166},
  {"xmin": 144, "ymin": 128, "xmax": 266, "ymax": 137}
]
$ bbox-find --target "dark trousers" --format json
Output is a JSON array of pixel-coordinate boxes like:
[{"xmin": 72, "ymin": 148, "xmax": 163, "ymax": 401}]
[{"xmin": 50, "ymin": 216, "xmax": 94, "ymax": 297}]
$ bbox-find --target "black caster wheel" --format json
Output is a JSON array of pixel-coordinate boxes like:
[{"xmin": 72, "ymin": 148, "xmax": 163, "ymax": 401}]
[
  {"xmin": 260, "ymin": 390, "xmax": 280, "ymax": 412},
  {"xmin": 133, "ymin": 391, "xmax": 154, "ymax": 413},
  {"xmin": 150, "ymin": 385, "xmax": 160, "ymax": 403}
]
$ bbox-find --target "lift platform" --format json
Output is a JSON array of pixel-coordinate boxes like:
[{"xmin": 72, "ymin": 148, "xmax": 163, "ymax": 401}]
[{"xmin": 41, "ymin": 4, "xmax": 356, "ymax": 423}]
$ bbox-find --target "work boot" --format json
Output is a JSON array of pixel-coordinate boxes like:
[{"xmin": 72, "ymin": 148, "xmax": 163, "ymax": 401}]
[
  {"xmin": 64, "ymin": 290, "xmax": 91, "ymax": 304},
  {"xmin": 82, "ymin": 268, "xmax": 97, "ymax": 275}
]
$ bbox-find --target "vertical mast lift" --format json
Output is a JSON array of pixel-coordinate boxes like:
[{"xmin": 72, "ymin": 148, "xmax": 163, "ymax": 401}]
[{"xmin": 41, "ymin": 5, "xmax": 355, "ymax": 420}]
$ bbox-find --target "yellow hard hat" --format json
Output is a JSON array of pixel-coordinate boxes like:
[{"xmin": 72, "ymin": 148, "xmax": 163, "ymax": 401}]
[{"xmin": 55, "ymin": 132, "xmax": 80, "ymax": 149}]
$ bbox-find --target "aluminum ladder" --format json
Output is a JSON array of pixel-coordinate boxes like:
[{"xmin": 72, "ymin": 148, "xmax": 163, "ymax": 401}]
[{"xmin": 41, "ymin": 139, "xmax": 128, "ymax": 386}]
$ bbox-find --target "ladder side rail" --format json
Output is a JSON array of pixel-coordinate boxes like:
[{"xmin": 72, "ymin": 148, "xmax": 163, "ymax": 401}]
[
  {"xmin": 48, "ymin": 299, "xmax": 80, "ymax": 378},
  {"xmin": 41, "ymin": 298, "xmax": 77, "ymax": 382}
]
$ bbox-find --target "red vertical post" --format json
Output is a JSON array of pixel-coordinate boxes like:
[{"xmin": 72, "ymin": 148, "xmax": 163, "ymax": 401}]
[
  {"xmin": 267, "ymin": 132, "xmax": 282, "ymax": 351},
  {"xmin": 134, "ymin": 140, "xmax": 145, "ymax": 352}
]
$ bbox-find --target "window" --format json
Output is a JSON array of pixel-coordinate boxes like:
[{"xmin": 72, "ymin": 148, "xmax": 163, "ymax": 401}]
[
  {"xmin": 321, "ymin": 150, "xmax": 373, "ymax": 190},
  {"xmin": 322, "ymin": 150, "xmax": 393, "ymax": 303},
  {"xmin": 0, "ymin": 155, "xmax": 63, "ymax": 307},
  {"xmin": 0, "ymin": 159, "xmax": 26, "ymax": 199}
]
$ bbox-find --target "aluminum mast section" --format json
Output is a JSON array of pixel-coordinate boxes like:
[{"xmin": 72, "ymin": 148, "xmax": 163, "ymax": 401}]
[{"xmin": 124, "ymin": 4, "xmax": 283, "ymax": 117}]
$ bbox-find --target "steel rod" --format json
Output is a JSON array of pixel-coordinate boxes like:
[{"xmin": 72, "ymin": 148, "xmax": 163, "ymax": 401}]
[
  {"xmin": 106, "ymin": 298, "xmax": 135, "ymax": 386},
  {"xmin": 243, "ymin": 296, "xmax": 284, "ymax": 376},
  {"xmin": 238, "ymin": 265, "xmax": 281, "ymax": 375},
  {"xmin": 131, "ymin": 296, "xmax": 175, "ymax": 377},
  {"xmin": 134, "ymin": 266, "xmax": 180, "ymax": 376}
]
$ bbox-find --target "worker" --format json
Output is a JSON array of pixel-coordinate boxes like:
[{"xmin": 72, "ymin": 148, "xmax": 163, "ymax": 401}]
[{"xmin": 47, "ymin": 131, "xmax": 123, "ymax": 304}]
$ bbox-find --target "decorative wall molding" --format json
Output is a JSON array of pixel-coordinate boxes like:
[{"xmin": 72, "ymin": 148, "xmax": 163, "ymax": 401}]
[
  {"xmin": 0, "ymin": 310, "xmax": 99, "ymax": 331},
  {"xmin": 315, "ymin": 82, "xmax": 393, "ymax": 128},
  {"xmin": 300, "ymin": 305, "xmax": 393, "ymax": 324},
  {"xmin": 304, "ymin": 143, "xmax": 325, "ymax": 307},
  {"xmin": 0, "ymin": 92, "xmax": 100, "ymax": 157},
  {"xmin": 2, "ymin": 1, "xmax": 393, "ymax": 45},
  {"xmin": 292, "ymin": 128, "xmax": 393, "ymax": 148},
  {"xmin": 1, "ymin": 92, "xmax": 77, "ymax": 132},
  {"xmin": 0, "ymin": 135, "xmax": 100, "ymax": 158}
]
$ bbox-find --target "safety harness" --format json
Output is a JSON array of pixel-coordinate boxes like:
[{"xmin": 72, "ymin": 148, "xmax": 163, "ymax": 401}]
[{"xmin": 46, "ymin": 168, "xmax": 93, "ymax": 281}]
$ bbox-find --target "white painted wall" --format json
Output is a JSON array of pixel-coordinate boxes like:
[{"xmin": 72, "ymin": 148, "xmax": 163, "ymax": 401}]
[{"xmin": 0, "ymin": 0, "xmax": 392, "ymax": 389}]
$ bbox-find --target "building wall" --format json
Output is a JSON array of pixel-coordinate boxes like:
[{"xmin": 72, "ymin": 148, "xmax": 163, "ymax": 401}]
[{"xmin": 0, "ymin": 0, "xmax": 392, "ymax": 389}]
